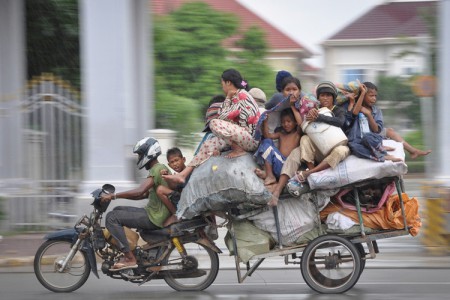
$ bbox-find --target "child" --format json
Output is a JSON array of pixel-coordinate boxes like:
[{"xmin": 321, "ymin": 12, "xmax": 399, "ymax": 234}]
[
  {"xmin": 296, "ymin": 81, "xmax": 350, "ymax": 182},
  {"xmin": 344, "ymin": 82, "xmax": 402, "ymax": 162},
  {"xmin": 157, "ymin": 147, "xmax": 188, "ymax": 225},
  {"xmin": 254, "ymin": 77, "xmax": 302, "ymax": 186},
  {"xmin": 203, "ymin": 95, "xmax": 226, "ymax": 133},
  {"xmin": 194, "ymin": 95, "xmax": 226, "ymax": 156}
]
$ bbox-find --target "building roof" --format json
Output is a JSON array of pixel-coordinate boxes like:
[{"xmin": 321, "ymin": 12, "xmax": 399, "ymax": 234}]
[
  {"xmin": 327, "ymin": 1, "xmax": 436, "ymax": 41},
  {"xmin": 151, "ymin": 0, "xmax": 311, "ymax": 54}
]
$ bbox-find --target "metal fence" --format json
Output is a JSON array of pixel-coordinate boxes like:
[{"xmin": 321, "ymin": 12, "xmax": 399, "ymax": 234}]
[{"xmin": 3, "ymin": 73, "xmax": 84, "ymax": 231}]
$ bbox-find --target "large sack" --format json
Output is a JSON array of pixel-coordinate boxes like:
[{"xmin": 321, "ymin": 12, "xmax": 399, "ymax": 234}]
[
  {"xmin": 224, "ymin": 219, "xmax": 275, "ymax": 263},
  {"xmin": 301, "ymin": 107, "xmax": 348, "ymax": 156},
  {"xmin": 248, "ymin": 190, "xmax": 337, "ymax": 246},
  {"xmin": 177, "ymin": 153, "xmax": 271, "ymax": 219},
  {"xmin": 307, "ymin": 140, "xmax": 407, "ymax": 190}
]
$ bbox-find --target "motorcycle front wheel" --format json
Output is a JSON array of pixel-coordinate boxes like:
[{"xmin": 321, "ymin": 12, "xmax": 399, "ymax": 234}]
[
  {"xmin": 34, "ymin": 240, "xmax": 90, "ymax": 293},
  {"xmin": 163, "ymin": 241, "xmax": 219, "ymax": 291}
]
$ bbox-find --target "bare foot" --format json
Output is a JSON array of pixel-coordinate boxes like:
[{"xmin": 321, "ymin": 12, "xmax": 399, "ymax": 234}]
[
  {"xmin": 162, "ymin": 173, "xmax": 186, "ymax": 186},
  {"xmin": 264, "ymin": 174, "xmax": 277, "ymax": 186},
  {"xmin": 384, "ymin": 155, "xmax": 403, "ymax": 162},
  {"xmin": 255, "ymin": 168, "xmax": 267, "ymax": 179},
  {"xmin": 410, "ymin": 149, "xmax": 432, "ymax": 159},
  {"xmin": 225, "ymin": 149, "xmax": 247, "ymax": 158}
]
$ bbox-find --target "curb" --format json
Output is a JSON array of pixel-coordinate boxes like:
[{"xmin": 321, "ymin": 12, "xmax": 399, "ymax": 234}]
[{"xmin": 0, "ymin": 256, "xmax": 34, "ymax": 268}]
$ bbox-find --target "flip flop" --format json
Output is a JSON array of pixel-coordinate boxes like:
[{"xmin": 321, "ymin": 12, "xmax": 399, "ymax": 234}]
[{"xmin": 109, "ymin": 262, "xmax": 138, "ymax": 271}]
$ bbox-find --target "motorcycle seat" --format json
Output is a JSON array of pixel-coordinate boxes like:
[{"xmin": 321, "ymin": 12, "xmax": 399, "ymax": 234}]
[{"xmin": 138, "ymin": 227, "xmax": 170, "ymax": 244}]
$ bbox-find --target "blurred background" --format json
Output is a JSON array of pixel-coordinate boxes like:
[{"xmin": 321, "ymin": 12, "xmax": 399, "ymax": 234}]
[{"xmin": 0, "ymin": 0, "xmax": 448, "ymax": 253}]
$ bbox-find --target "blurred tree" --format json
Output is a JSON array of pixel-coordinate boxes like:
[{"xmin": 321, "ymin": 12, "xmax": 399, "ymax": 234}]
[
  {"xmin": 154, "ymin": 2, "xmax": 275, "ymax": 144},
  {"xmin": 233, "ymin": 26, "xmax": 274, "ymax": 95},
  {"xmin": 26, "ymin": 0, "xmax": 80, "ymax": 89},
  {"xmin": 377, "ymin": 75, "xmax": 421, "ymax": 127}
]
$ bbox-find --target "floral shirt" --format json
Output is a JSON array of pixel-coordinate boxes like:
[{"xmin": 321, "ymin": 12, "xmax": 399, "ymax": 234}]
[{"xmin": 218, "ymin": 90, "xmax": 260, "ymax": 136}]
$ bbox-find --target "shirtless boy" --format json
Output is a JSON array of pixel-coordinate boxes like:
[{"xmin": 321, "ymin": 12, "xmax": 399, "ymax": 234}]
[{"xmin": 254, "ymin": 107, "xmax": 301, "ymax": 185}]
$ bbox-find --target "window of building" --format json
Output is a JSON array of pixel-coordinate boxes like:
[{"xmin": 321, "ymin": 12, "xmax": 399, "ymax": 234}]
[
  {"xmin": 342, "ymin": 69, "xmax": 366, "ymax": 82},
  {"xmin": 401, "ymin": 67, "xmax": 417, "ymax": 77}
]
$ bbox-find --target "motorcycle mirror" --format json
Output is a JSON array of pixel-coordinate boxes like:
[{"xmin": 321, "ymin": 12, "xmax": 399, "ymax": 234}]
[{"xmin": 102, "ymin": 184, "xmax": 115, "ymax": 195}]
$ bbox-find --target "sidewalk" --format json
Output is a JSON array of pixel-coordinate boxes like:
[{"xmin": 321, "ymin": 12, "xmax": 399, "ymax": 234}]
[{"xmin": 0, "ymin": 233, "xmax": 45, "ymax": 268}]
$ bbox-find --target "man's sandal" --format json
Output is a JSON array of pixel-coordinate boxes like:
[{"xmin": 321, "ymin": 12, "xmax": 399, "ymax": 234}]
[{"xmin": 109, "ymin": 261, "xmax": 138, "ymax": 271}]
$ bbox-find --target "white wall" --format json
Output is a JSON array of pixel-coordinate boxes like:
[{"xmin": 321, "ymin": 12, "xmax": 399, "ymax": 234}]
[{"xmin": 323, "ymin": 39, "xmax": 427, "ymax": 83}]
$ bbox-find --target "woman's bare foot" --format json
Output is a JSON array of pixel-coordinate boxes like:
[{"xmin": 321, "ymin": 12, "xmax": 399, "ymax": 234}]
[
  {"xmin": 255, "ymin": 168, "xmax": 267, "ymax": 179},
  {"xmin": 162, "ymin": 173, "xmax": 186, "ymax": 186},
  {"xmin": 384, "ymin": 155, "xmax": 403, "ymax": 162},
  {"xmin": 225, "ymin": 149, "xmax": 247, "ymax": 158},
  {"xmin": 410, "ymin": 149, "xmax": 432, "ymax": 159}
]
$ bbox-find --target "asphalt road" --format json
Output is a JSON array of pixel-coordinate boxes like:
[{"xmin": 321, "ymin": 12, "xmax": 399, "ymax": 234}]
[{"xmin": 1, "ymin": 268, "xmax": 449, "ymax": 300}]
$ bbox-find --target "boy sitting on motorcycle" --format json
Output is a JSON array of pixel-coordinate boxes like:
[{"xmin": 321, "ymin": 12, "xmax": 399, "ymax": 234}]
[
  {"xmin": 100, "ymin": 137, "xmax": 173, "ymax": 271},
  {"xmin": 157, "ymin": 147, "xmax": 189, "ymax": 226}
]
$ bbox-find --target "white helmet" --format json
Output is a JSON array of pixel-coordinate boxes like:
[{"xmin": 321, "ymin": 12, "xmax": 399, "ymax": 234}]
[{"xmin": 133, "ymin": 137, "xmax": 161, "ymax": 169}]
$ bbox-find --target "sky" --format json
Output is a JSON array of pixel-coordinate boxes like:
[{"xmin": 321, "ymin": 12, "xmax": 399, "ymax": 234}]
[{"xmin": 236, "ymin": 0, "xmax": 385, "ymax": 67}]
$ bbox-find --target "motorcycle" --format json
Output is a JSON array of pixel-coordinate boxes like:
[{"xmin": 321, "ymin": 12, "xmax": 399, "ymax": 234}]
[{"xmin": 33, "ymin": 184, "xmax": 221, "ymax": 293}]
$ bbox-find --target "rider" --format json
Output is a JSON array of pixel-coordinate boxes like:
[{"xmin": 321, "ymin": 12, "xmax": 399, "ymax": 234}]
[{"xmin": 101, "ymin": 137, "xmax": 173, "ymax": 270}]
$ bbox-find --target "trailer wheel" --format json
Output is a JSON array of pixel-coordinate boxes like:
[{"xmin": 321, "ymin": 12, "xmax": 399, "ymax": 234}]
[{"xmin": 300, "ymin": 235, "xmax": 362, "ymax": 294}]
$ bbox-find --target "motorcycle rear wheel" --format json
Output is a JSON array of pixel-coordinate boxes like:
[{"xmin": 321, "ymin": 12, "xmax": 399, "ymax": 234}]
[
  {"xmin": 34, "ymin": 240, "xmax": 90, "ymax": 293},
  {"xmin": 163, "ymin": 241, "xmax": 219, "ymax": 291}
]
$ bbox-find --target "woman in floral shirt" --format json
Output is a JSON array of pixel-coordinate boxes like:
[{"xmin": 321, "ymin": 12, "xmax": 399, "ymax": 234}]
[{"xmin": 163, "ymin": 68, "xmax": 260, "ymax": 185}]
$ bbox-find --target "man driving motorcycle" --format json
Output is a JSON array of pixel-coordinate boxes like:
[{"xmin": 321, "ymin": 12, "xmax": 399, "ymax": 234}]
[{"xmin": 101, "ymin": 137, "xmax": 173, "ymax": 270}]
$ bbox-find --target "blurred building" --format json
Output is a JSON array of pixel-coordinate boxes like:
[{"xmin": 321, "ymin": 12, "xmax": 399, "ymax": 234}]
[
  {"xmin": 151, "ymin": 0, "xmax": 320, "ymax": 90},
  {"xmin": 322, "ymin": 0, "xmax": 436, "ymax": 83}
]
